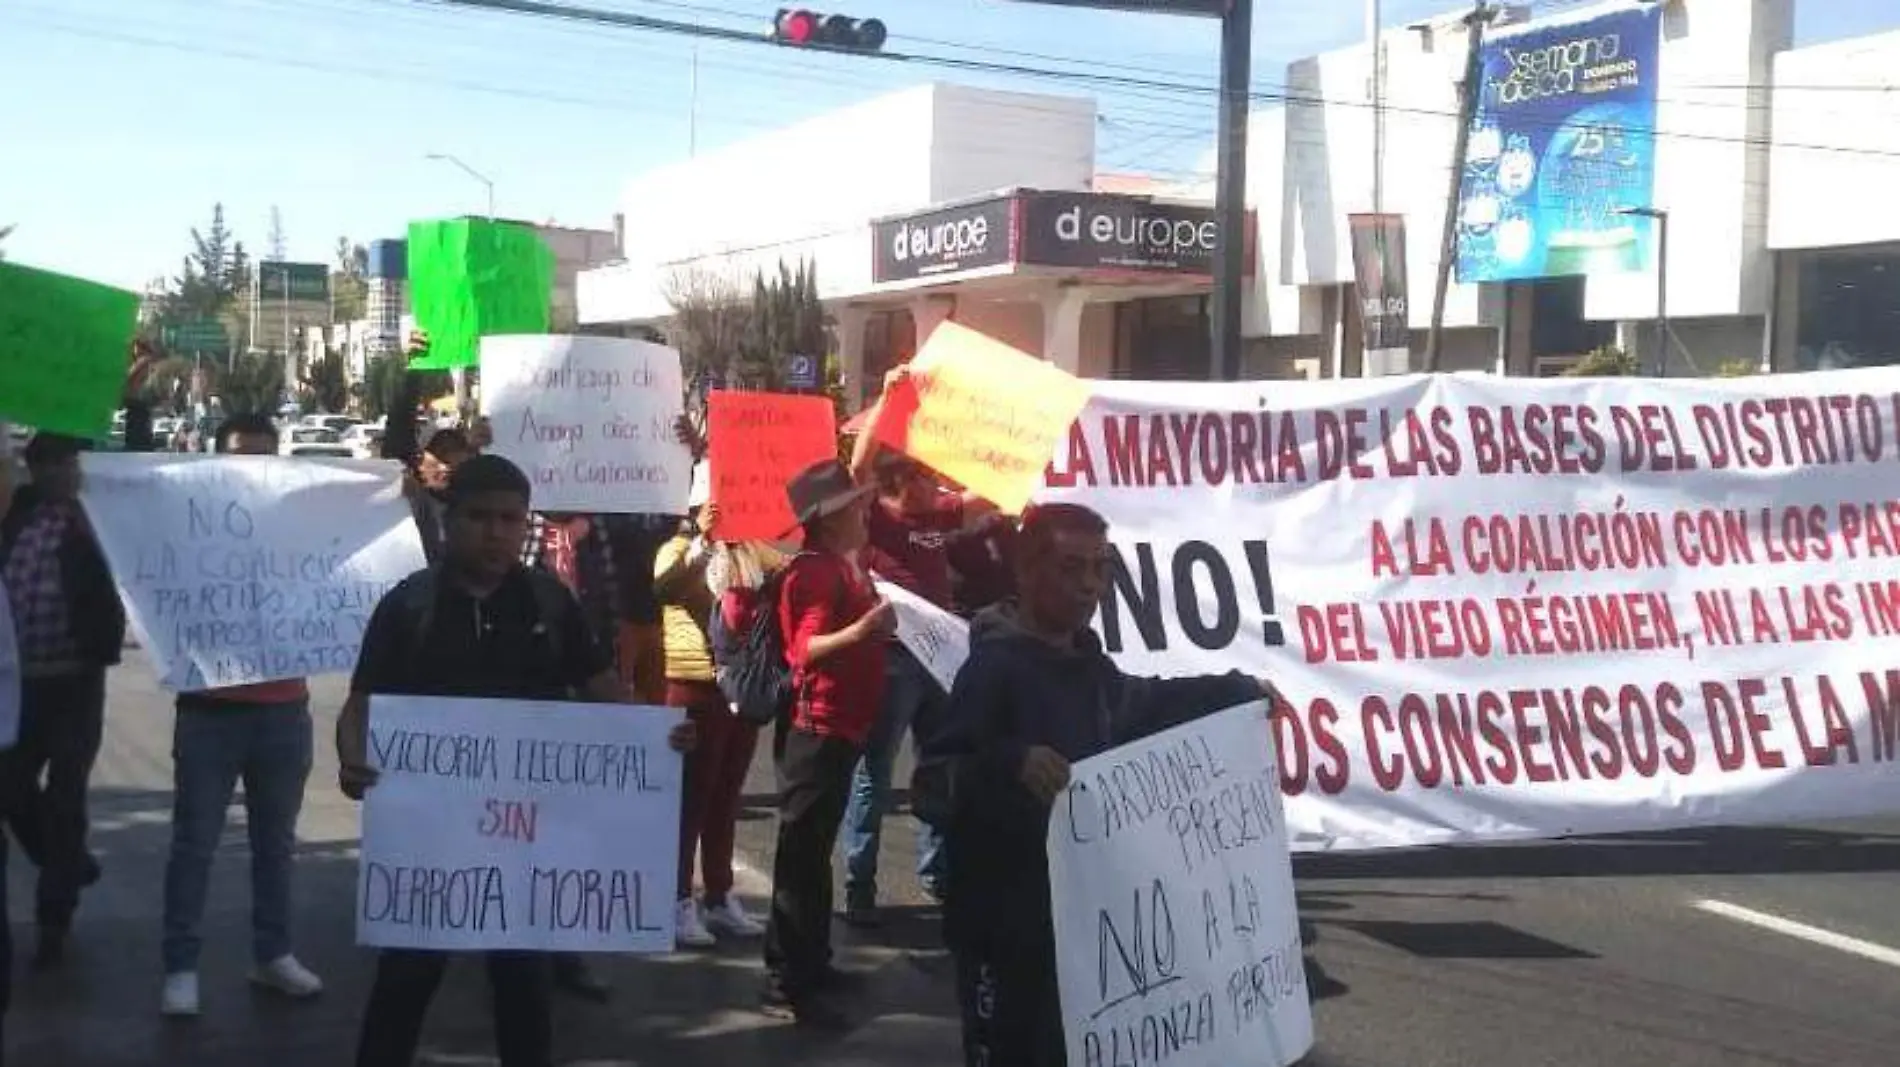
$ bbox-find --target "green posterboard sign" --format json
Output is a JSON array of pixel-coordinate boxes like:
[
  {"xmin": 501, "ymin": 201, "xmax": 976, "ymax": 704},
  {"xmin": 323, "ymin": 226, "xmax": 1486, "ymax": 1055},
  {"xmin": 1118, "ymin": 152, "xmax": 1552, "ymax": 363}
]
[
  {"xmin": 407, "ymin": 218, "xmax": 554, "ymax": 370},
  {"xmin": 0, "ymin": 262, "xmax": 140, "ymax": 438}
]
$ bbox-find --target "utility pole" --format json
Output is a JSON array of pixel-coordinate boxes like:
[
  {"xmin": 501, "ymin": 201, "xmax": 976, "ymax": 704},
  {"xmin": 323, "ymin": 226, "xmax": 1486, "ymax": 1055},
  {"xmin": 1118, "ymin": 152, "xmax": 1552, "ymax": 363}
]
[
  {"xmin": 1210, "ymin": 0, "xmax": 1254, "ymax": 382},
  {"xmin": 689, "ymin": 47, "xmax": 700, "ymax": 157},
  {"xmin": 1369, "ymin": 0, "xmax": 1384, "ymax": 215},
  {"xmin": 1424, "ymin": 0, "xmax": 1493, "ymax": 374}
]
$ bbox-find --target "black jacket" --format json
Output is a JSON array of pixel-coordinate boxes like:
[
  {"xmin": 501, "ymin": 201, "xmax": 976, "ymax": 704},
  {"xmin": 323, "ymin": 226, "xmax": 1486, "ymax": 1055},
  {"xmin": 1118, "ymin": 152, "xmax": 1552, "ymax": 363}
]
[
  {"xmin": 915, "ymin": 603, "xmax": 1256, "ymax": 949},
  {"xmin": 1, "ymin": 485, "xmax": 126, "ymax": 669}
]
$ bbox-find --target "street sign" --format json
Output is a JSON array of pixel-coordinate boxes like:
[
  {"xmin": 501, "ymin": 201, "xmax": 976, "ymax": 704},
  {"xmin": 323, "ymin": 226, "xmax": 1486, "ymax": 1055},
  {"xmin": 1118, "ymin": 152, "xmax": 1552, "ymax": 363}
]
[
  {"xmin": 786, "ymin": 353, "xmax": 820, "ymax": 391},
  {"xmin": 257, "ymin": 261, "xmax": 331, "ymax": 303},
  {"xmin": 1001, "ymin": 0, "xmax": 1227, "ymax": 14},
  {"xmin": 162, "ymin": 321, "xmax": 229, "ymax": 352}
]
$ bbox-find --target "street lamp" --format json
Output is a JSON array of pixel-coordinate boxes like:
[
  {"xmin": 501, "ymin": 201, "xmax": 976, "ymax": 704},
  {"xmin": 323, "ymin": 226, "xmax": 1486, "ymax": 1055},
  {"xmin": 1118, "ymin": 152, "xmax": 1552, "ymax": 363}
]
[
  {"xmin": 424, "ymin": 153, "xmax": 496, "ymax": 219},
  {"xmin": 1618, "ymin": 205, "xmax": 1669, "ymax": 377}
]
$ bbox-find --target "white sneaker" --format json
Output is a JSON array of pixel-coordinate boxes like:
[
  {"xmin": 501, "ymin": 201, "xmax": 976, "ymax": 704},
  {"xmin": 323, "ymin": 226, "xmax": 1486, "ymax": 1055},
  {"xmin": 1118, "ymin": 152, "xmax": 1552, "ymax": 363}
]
[
  {"xmin": 161, "ymin": 972, "xmax": 201, "ymax": 1017},
  {"xmin": 675, "ymin": 898, "xmax": 716, "ymax": 948},
  {"xmin": 249, "ymin": 954, "xmax": 324, "ymax": 998},
  {"xmin": 703, "ymin": 896, "xmax": 764, "ymax": 938}
]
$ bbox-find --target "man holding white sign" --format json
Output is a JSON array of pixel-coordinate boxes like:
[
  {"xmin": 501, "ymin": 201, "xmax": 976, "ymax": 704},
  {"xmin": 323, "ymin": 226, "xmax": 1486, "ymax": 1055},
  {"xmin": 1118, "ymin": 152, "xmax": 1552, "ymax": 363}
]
[
  {"xmin": 335, "ymin": 454, "xmax": 694, "ymax": 1067},
  {"xmin": 913, "ymin": 503, "xmax": 1275, "ymax": 1067}
]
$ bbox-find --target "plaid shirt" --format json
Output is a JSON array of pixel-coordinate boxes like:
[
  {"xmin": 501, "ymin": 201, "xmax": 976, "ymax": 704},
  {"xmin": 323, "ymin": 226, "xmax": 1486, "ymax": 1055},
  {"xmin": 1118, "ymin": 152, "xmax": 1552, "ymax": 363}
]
[
  {"xmin": 2, "ymin": 502, "xmax": 80, "ymax": 668},
  {"xmin": 521, "ymin": 514, "xmax": 624, "ymax": 642}
]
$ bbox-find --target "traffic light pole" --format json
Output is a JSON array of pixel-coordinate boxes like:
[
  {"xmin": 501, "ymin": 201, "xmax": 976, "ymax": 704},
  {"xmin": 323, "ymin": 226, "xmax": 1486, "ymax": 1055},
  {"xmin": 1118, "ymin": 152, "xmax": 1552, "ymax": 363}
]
[{"xmin": 1210, "ymin": 0, "xmax": 1252, "ymax": 382}]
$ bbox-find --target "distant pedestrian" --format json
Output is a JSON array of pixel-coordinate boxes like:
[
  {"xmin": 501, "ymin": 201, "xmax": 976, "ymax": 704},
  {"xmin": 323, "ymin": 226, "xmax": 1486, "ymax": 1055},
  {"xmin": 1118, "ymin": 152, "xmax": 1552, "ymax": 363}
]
[
  {"xmin": 762, "ymin": 459, "xmax": 892, "ymax": 1029},
  {"xmin": 0, "ymin": 433, "xmax": 124, "ymax": 970},
  {"xmin": 159, "ymin": 414, "xmax": 323, "ymax": 1017},
  {"xmin": 335, "ymin": 454, "xmax": 693, "ymax": 1067}
]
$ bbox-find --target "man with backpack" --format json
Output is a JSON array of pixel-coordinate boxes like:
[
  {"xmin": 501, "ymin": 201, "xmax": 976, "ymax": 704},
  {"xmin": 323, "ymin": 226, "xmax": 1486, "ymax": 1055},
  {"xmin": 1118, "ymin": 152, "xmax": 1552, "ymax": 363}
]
[
  {"xmin": 334, "ymin": 453, "xmax": 694, "ymax": 1067},
  {"xmin": 752, "ymin": 459, "xmax": 893, "ymax": 1029}
]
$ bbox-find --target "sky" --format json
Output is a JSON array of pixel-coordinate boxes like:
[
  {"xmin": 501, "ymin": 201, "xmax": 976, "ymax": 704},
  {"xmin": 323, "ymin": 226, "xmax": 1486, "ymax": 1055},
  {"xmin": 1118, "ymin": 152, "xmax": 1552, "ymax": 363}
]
[{"xmin": 1, "ymin": 0, "xmax": 1892, "ymax": 292}]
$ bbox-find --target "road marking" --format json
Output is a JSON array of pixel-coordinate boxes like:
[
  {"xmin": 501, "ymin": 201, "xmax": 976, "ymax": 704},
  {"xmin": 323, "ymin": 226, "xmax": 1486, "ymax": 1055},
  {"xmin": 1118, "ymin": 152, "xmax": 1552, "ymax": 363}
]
[{"xmin": 1693, "ymin": 898, "xmax": 1900, "ymax": 969}]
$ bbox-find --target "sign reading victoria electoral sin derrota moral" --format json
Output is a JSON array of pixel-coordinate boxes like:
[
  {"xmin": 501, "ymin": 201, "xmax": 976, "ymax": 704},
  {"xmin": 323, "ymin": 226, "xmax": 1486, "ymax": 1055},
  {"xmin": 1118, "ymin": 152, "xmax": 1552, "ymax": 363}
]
[{"xmin": 872, "ymin": 197, "xmax": 1015, "ymax": 284}]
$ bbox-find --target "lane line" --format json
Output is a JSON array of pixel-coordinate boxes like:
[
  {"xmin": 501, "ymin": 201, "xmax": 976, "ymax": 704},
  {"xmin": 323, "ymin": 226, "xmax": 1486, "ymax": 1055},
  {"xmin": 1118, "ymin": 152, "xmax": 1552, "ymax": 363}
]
[{"xmin": 1693, "ymin": 898, "xmax": 1900, "ymax": 969}]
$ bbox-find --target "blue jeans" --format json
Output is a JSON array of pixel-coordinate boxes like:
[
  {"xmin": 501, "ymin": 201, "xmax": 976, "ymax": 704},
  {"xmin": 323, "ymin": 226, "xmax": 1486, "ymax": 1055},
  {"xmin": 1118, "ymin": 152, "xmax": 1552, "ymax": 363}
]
[
  {"xmin": 162, "ymin": 699, "xmax": 313, "ymax": 974},
  {"xmin": 842, "ymin": 648, "xmax": 946, "ymax": 902}
]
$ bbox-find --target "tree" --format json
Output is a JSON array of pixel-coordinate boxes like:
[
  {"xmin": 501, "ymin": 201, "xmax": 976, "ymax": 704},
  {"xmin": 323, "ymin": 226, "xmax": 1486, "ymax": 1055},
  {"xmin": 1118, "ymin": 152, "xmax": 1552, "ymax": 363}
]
[
  {"xmin": 303, "ymin": 351, "xmax": 350, "ymax": 414},
  {"xmin": 0, "ymin": 223, "xmax": 12, "ymax": 260},
  {"xmin": 738, "ymin": 259, "xmax": 827, "ymax": 390},
  {"xmin": 662, "ymin": 266, "xmax": 752, "ymax": 395},
  {"xmin": 332, "ymin": 237, "xmax": 369, "ymax": 321},
  {"xmin": 156, "ymin": 204, "xmax": 246, "ymax": 326},
  {"xmin": 1563, "ymin": 345, "xmax": 1638, "ymax": 378},
  {"xmin": 217, "ymin": 352, "xmax": 285, "ymax": 415},
  {"xmin": 267, "ymin": 206, "xmax": 287, "ymax": 261}
]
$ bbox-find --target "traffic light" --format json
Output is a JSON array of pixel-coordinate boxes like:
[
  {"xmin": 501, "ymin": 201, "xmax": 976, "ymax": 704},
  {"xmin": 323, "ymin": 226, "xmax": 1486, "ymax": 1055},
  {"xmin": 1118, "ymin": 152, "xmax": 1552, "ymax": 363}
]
[{"xmin": 772, "ymin": 9, "xmax": 887, "ymax": 51}]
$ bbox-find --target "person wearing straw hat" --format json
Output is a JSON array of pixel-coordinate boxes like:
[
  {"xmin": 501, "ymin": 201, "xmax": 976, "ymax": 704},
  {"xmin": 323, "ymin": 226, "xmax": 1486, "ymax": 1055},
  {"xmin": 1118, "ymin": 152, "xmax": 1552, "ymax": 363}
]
[{"xmin": 760, "ymin": 459, "xmax": 893, "ymax": 1029}]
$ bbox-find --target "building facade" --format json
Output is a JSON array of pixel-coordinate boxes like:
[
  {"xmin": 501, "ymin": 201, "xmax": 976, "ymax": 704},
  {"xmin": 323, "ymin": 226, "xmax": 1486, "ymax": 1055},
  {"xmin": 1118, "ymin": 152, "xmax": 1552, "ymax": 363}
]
[{"xmin": 578, "ymin": 0, "xmax": 1896, "ymax": 402}]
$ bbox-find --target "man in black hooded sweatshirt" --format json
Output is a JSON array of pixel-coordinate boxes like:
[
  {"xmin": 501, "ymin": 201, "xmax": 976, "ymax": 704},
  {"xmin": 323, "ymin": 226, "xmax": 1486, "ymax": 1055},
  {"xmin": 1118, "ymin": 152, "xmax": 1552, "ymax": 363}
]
[{"xmin": 914, "ymin": 502, "xmax": 1269, "ymax": 1067}]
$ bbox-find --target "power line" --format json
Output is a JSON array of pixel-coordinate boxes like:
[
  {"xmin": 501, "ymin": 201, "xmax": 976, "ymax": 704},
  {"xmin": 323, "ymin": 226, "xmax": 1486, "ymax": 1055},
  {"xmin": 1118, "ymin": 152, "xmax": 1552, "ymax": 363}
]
[{"xmin": 396, "ymin": 0, "xmax": 1900, "ymax": 160}]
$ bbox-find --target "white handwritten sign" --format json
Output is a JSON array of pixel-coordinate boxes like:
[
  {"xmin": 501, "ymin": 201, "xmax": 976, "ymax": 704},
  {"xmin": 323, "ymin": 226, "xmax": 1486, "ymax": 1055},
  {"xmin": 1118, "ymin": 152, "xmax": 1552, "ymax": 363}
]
[
  {"xmin": 1048, "ymin": 703, "xmax": 1313, "ymax": 1067},
  {"xmin": 874, "ymin": 579, "xmax": 970, "ymax": 693},
  {"xmin": 358, "ymin": 695, "xmax": 684, "ymax": 953},
  {"xmin": 0, "ymin": 574, "xmax": 19, "ymax": 750},
  {"xmin": 481, "ymin": 335, "xmax": 691, "ymax": 514},
  {"xmin": 79, "ymin": 453, "xmax": 424, "ymax": 691}
]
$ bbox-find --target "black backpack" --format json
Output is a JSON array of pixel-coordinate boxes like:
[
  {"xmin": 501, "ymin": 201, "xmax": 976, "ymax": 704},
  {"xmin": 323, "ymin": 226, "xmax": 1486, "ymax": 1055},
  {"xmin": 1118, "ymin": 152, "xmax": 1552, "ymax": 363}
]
[{"xmin": 710, "ymin": 568, "xmax": 797, "ymax": 727}]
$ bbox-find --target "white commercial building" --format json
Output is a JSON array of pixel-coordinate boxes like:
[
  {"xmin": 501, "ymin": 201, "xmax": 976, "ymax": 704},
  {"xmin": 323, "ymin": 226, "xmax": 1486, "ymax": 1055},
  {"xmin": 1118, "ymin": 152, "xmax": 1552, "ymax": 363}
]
[{"xmin": 578, "ymin": 0, "xmax": 1899, "ymax": 403}]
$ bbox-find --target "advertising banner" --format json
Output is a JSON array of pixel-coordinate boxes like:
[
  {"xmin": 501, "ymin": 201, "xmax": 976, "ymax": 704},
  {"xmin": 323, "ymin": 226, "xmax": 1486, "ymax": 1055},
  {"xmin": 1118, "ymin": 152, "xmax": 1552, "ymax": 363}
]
[
  {"xmin": 358, "ymin": 695, "xmax": 684, "ymax": 953},
  {"xmin": 1019, "ymin": 192, "xmax": 1242, "ymax": 276},
  {"xmin": 480, "ymin": 335, "xmax": 692, "ymax": 514},
  {"xmin": 872, "ymin": 197, "xmax": 1015, "ymax": 284},
  {"xmin": 1048, "ymin": 702, "xmax": 1312, "ymax": 1067},
  {"xmin": 79, "ymin": 454, "xmax": 424, "ymax": 691},
  {"xmin": 1040, "ymin": 369, "xmax": 1900, "ymax": 851},
  {"xmin": 1348, "ymin": 214, "xmax": 1410, "ymax": 374},
  {"xmin": 1455, "ymin": 4, "xmax": 1663, "ymax": 283}
]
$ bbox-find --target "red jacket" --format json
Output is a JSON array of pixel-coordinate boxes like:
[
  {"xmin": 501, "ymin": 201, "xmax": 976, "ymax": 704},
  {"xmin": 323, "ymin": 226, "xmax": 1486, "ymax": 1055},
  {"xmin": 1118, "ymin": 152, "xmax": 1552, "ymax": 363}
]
[{"xmin": 777, "ymin": 551, "xmax": 886, "ymax": 744}]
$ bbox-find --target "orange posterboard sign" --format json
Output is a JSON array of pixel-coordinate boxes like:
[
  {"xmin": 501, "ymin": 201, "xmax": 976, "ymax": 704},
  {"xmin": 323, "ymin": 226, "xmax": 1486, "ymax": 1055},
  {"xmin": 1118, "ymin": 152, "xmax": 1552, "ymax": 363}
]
[
  {"xmin": 870, "ymin": 321, "xmax": 1091, "ymax": 513},
  {"xmin": 707, "ymin": 391, "xmax": 839, "ymax": 541}
]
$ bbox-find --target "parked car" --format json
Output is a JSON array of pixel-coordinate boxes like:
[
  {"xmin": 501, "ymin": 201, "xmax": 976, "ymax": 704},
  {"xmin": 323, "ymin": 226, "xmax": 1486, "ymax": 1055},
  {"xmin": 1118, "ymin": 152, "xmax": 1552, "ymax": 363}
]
[
  {"xmin": 279, "ymin": 427, "xmax": 343, "ymax": 456},
  {"xmin": 340, "ymin": 424, "xmax": 385, "ymax": 460},
  {"xmin": 302, "ymin": 413, "xmax": 360, "ymax": 436}
]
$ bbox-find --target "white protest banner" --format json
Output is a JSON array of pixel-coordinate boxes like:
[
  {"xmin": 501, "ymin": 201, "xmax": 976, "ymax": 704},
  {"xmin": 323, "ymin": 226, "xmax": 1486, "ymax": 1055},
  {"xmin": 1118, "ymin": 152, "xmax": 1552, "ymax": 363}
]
[
  {"xmin": 358, "ymin": 695, "xmax": 684, "ymax": 953},
  {"xmin": 874, "ymin": 579, "xmax": 969, "ymax": 692},
  {"xmin": 0, "ymin": 575, "xmax": 19, "ymax": 750},
  {"xmin": 79, "ymin": 453, "xmax": 424, "ymax": 691},
  {"xmin": 1048, "ymin": 702, "xmax": 1312, "ymax": 1067},
  {"xmin": 1039, "ymin": 368, "xmax": 1900, "ymax": 852},
  {"xmin": 481, "ymin": 335, "xmax": 691, "ymax": 513}
]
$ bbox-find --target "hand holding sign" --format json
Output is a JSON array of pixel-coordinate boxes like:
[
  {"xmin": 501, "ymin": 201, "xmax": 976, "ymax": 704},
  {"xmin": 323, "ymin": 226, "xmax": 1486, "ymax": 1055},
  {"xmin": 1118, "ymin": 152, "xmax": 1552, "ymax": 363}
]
[{"xmin": 870, "ymin": 321, "xmax": 1090, "ymax": 514}]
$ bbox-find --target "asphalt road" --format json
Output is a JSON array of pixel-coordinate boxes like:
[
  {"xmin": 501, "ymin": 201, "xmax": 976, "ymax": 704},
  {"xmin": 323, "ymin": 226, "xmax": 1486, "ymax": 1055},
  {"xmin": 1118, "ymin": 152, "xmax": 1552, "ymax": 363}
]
[{"xmin": 15, "ymin": 664, "xmax": 1900, "ymax": 1066}]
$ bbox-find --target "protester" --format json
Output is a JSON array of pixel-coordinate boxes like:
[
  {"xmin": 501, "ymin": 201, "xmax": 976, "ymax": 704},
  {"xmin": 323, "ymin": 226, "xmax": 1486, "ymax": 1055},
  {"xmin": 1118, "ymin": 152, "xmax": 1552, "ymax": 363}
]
[
  {"xmin": 0, "ymin": 424, "xmax": 16, "ymax": 1062},
  {"xmin": 158, "ymin": 413, "xmax": 323, "ymax": 1016},
  {"xmin": 654, "ymin": 489, "xmax": 767, "ymax": 946},
  {"xmin": 946, "ymin": 513, "xmax": 1018, "ymax": 617},
  {"xmin": 914, "ymin": 503, "xmax": 1269, "ymax": 1067},
  {"xmin": 334, "ymin": 453, "xmax": 694, "ymax": 1067},
  {"xmin": 762, "ymin": 459, "xmax": 893, "ymax": 1028},
  {"xmin": 0, "ymin": 432, "xmax": 124, "ymax": 969},
  {"xmin": 409, "ymin": 427, "xmax": 473, "ymax": 564},
  {"xmin": 842, "ymin": 367, "xmax": 996, "ymax": 918}
]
